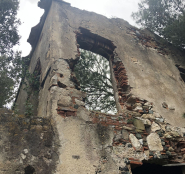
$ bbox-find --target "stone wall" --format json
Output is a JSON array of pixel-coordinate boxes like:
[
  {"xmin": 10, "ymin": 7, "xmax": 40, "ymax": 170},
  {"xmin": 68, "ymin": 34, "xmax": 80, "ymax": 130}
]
[
  {"xmin": 13, "ymin": 0, "xmax": 185, "ymax": 173},
  {"xmin": 0, "ymin": 108, "xmax": 59, "ymax": 174}
]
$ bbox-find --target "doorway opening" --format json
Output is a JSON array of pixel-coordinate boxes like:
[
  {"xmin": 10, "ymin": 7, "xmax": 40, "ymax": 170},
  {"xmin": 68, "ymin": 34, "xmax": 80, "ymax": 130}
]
[{"xmin": 131, "ymin": 162, "xmax": 183, "ymax": 174}]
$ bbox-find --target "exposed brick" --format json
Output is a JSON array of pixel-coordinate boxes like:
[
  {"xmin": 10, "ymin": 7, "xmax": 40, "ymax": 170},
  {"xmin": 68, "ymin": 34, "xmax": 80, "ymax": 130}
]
[{"xmin": 130, "ymin": 160, "xmax": 143, "ymax": 165}]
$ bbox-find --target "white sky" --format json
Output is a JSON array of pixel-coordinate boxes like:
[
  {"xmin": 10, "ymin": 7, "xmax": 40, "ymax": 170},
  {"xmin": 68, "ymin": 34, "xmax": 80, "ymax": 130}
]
[{"xmin": 16, "ymin": 0, "xmax": 140, "ymax": 57}]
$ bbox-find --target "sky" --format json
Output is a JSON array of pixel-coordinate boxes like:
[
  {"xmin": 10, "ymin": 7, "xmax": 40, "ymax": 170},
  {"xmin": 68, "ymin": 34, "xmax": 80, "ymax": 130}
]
[{"xmin": 16, "ymin": 0, "xmax": 140, "ymax": 57}]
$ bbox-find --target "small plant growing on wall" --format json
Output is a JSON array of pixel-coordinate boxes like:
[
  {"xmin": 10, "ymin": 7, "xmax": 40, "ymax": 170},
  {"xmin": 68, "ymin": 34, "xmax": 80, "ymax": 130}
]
[{"xmin": 24, "ymin": 100, "xmax": 33, "ymax": 117}]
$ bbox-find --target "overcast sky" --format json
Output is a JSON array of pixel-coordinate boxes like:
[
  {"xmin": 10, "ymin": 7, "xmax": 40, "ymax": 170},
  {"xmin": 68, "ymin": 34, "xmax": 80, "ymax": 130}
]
[{"xmin": 16, "ymin": 0, "xmax": 140, "ymax": 57}]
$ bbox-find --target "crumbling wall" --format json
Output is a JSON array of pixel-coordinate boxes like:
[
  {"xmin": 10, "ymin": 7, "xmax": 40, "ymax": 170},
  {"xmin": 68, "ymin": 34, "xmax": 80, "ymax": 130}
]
[
  {"xmin": 14, "ymin": 0, "xmax": 185, "ymax": 173},
  {"xmin": 0, "ymin": 108, "xmax": 59, "ymax": 174}
]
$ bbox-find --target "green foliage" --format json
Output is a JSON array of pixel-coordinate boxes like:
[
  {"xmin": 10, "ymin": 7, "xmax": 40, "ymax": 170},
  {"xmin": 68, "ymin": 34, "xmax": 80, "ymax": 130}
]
[
  {"xmin": 132, "ymin": 0, "xmax": 185, "ymax": 49},
  {"xmin": 0, "ymin": 0, "xmax": 20, "ymax": 55},
  {"xmin": 0, "ymin": 52, "xmax": 22, "ymax": 107},
  {"xmin": 23, "ymin": 70, "xmax": 40, "ymax": 97},
  {"xmin": 24, "ymin": 100, "xmax": 33, "ymax": 118},
  {"xmin": 0, "ymin": 0, "xmax": 21, "ymax": 107},
  {"xmin": 74, "ymin": 49, "xmax": 117, "ymax": 114}
]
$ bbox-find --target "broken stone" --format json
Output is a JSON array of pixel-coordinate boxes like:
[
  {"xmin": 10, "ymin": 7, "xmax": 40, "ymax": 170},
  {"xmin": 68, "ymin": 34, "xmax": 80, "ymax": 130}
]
[
  {"xmin": 170, "ymin": 131, "xmax": 180, "ymax": 137},
  {"xmin": 23, "ymin": 149, "xmax": 28, "ymax": 154},
  {"xmin": 147, "ymin": 133, "xmax": 163, "ymax": 151},
  {"xmin": 21, "ymin": 153, "xmax": 26, "ymax": 160},
  {"xmin": 75, "ymin": 99, "xmax": 85, "ymax": 106},
  {"xmin": 133, "ymin": 106, "xmax": 143, "ymax": 111},
  {"xmin": 122, "ymin": 126, "xmax": 135, "ymax": 131},
  {"xmin": 144, "ymin": 102, "xmax": 153, "ymax": 107},
  {"xmin": 57, "ymin": 96, "xmax": 72, "ymax": 107},
  {"xmin": 139, "ymin": 139, "xmax": 143, "ymax": 145},
  {"xmin": 151, "ymin": 122, "xmax": 161, "ymax": 132},
  {"xmin": 136, "ymin": 133, "xmax": 142, "ymax": 139},
  {"xmin": 168, "ymin": 147, "xmax": 174, "ymax": 152},
  {"xmin": 141, "ymin": 114, "xmax": 155, "ymax": 120},
  {"xmin": 153, "ymin": 112, "xmax": 161, "ymax": 118},
  {"xmin": 129, "ymin": 134, "xmax": 141, "ymax": 151},
  {"xmin": 160, "ymin": 124, "xmax": 166, "ymax": 131},
  {"xmin": 156, "ymin": 118, "xmax": 164, "ymax": 123},
  {"xmin": 164, "ymin": 133, "xmax": 172, "ymax": 139},
  {"xmin": 133, "ymin": 118, "xmax": 145, "ymax": 132},
  {"xmin": 148, "ymin": 110, "xmax": 153, "ymax": 114},
  {"xmin": 166, "ymin": 125, "xmax": 172, "ymax": 132},
  {"xmin": 138, "ymin": 118, "xmax": 151, "ymax": 126}
]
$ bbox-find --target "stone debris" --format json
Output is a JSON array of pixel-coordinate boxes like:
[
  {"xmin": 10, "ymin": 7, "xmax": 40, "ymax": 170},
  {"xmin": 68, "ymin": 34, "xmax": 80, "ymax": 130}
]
[
  {"xmin": 151, "ymin": 122, "xmax": 161, "ymax": 132},
  {"xmin": 129, "ymin": 134, "xmax": 141, "ymax": 151},
  {"xmin": 133, "ymin": 119, "xmax": 145, "ymax": 132},
  {"xmin": 147, "ymin": 133, "xmax": 163, "ymax": 151},
  {"xmin": 141, "ymin": 114, "xmax": 156, "ymax": 120}
]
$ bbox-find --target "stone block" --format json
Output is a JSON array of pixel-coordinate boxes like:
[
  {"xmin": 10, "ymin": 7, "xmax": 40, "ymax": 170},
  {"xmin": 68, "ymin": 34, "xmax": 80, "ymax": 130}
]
[
  {"xmin": 147, "ymin": 133, "xmax": 163, "ymax": 151},
  {"xmin": 57, "ymin": 96, "xmax": 72, "ymax": 107},
  {"xmin": 129, "ymin": 134, "xmax": 141, "ymax": 151},
  {"xmin": 133, "ymin": 119, "xmax": 145, "ymax": 132},
  {"xmin": 151, "ymin": 122, "xmax": 161, "ymax": 132}
]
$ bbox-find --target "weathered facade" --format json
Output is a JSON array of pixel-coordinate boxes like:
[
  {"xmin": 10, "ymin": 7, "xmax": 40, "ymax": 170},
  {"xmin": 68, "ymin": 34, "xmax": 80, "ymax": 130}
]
[{"xmin": 2, "ymin": 0, "xmax": 185, "ymax": 173}]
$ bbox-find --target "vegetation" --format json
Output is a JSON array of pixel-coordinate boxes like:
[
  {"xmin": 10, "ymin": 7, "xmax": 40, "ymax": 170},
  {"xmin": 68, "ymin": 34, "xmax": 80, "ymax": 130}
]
[
  {"xmin": 132, "ymin": 0, "xmax": 185, "ymax": 50},
  {"xmin": 74, "ymin": 49, "xmax": 117, "ymax": 114},
  {"xmin": 0, "ymin": 0, "xmax": 21, "ymax": 107}
]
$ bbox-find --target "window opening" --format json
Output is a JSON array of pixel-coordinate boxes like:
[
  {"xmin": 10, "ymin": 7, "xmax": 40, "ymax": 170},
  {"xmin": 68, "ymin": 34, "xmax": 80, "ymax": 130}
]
[{"xmin": 74, "ymin": 49, "xmax": 117, "ymax": 114}]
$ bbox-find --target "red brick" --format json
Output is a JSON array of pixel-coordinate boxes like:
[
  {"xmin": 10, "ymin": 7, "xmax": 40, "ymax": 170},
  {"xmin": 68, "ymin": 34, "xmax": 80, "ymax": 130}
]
[
  {"xmin": 92, "ymin": 117, "xmax": 99, "ymax": 123},
  {"xmin": 161, "ymin": 152, "xmax": 166, "ymax": 155},
  {"xmin": 130, "ymin": 160, "xmax": 143, "ymax": 165}
]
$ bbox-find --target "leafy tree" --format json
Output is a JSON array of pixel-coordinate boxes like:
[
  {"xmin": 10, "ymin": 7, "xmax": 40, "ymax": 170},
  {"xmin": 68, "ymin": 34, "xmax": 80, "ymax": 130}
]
[
  {"xmin": 0, "ymin": 0, "xmax": 21, "ymax": 107},
  {"xmin": 74, "ymin": 50, "xmax": 117, "ymax": 114},
  {"xmin": 132, "ymin": 0, "xmax": 185, "ymax": 49}
]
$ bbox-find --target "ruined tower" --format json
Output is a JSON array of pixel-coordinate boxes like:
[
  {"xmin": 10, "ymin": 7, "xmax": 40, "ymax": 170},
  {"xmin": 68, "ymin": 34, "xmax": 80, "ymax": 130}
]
[{"xmin": 2, "ymin": 0, "xmax": 185, "ymax": 173}]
